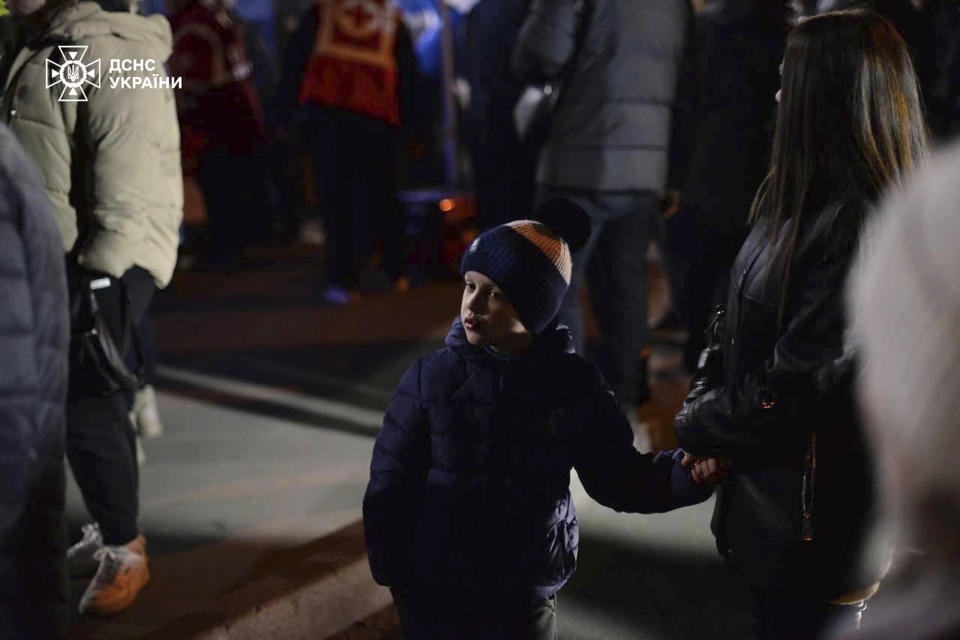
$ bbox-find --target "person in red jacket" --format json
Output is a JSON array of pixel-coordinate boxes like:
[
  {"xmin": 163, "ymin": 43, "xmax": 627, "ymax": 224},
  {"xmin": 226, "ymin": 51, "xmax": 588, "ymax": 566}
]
[
  {"xmin": 279, "ymin": 0, "xmax": 416, "ymax": 303},
  {"xmin": 168, "ymin": 0, "xmax": 277, "ymax": 264}
]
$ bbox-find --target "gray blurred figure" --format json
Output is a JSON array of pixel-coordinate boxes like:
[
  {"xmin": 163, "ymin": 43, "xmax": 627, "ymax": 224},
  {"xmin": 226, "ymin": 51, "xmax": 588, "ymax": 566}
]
[
  {"xmin": 836, "ymin": 141, "xmax": 960, "ymax": 640},
  {"xmin": 512, "ymin": 0, "xmax": 696, "ymax": 410}
]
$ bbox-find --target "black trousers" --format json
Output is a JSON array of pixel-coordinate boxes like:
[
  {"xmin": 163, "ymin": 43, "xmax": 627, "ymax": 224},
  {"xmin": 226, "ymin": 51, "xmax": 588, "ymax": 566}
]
[
  {"xmin": 393, "ymin": 590, "xmax": 557, "ymax": 640},
  {"xmin": 66, "ymin": 266, "xmax": 154, "ymax": 546},
  {"xmin": 544, "ymin": 190, "xmax": 659, "ymax": 406}
]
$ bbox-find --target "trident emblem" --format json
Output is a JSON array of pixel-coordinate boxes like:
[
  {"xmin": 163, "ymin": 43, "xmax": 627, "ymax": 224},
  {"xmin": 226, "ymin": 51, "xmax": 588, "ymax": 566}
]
[{"xmin": 46, "ymin": 45, "xmax": 101, "ymax": 102}]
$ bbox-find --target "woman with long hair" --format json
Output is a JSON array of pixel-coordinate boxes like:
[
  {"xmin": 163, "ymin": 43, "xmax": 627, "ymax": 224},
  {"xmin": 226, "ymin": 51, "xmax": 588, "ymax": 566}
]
[{"xmin": 675, "ymin": 10, "xmax": 929, "ymax": 639}]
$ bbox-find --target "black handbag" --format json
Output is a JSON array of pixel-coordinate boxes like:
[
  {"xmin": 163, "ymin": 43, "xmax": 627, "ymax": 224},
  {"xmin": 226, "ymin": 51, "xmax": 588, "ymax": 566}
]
[{"xmin": 69, "ymin": 271, "xmax": 143, "ymax": 396}]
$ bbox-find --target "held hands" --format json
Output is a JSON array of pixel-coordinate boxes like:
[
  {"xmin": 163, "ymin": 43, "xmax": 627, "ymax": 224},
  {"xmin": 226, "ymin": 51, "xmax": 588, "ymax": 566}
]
[{"xmin": 681, "ymin": 452, "xmax": 729, "ymax": 485}]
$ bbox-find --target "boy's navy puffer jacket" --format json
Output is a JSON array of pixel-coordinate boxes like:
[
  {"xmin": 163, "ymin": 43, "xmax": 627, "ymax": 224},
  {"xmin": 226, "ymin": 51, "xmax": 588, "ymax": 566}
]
[{"xmin": 364, "ymin": 318, "xmax": 709, "ymax": 600}]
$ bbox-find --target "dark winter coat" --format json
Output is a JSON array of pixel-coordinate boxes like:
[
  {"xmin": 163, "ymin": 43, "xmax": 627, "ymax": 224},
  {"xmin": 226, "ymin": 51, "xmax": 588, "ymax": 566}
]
[
  {"xmin": 0, "ymin": 124, "xmax": 70, "ymax": 639},
  {"xmin": 675, "ymin": 204, "xmax": 879, "ymax": 599},
  {"xmin": 364, "ymin": 319, "xmax": 708, "ymax": 600},
  {"xmin": 511, "ymin": 0, "xmax": 696, "ymax": 195}
]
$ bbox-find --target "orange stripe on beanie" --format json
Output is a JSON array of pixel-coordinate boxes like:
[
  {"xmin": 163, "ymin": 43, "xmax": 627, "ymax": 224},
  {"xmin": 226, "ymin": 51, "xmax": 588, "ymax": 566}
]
[{"xmin": 506, "ymin": 221, "xmax": 573, "ymax": 285}]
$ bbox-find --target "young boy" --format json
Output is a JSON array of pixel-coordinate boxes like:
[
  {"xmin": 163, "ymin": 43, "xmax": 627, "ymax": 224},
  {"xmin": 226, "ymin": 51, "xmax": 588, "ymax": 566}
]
[{"xmin": 363, "ymin": 200, "xmax": 713, "ymax": 640}]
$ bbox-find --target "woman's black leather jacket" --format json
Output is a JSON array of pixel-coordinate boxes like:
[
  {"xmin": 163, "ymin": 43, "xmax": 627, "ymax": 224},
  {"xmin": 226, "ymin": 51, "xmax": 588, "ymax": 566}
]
[{"xmin": 676, "ymin": 203, "xmax": 880, "ymax": 598}]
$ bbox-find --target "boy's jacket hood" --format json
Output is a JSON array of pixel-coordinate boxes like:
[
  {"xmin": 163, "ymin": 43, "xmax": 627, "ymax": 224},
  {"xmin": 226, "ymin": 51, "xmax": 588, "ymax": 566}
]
[
  {"xmin": 444, "ymin": 317, "xmax": 575, "ymax": 360},
  {"xmin": 44, "ymin": 1, "xmax": 172, "ymax": 61}
]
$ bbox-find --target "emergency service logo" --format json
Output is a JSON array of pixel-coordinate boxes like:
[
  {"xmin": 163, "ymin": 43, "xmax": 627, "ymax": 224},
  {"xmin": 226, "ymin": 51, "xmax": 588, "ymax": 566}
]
[{"xmin": 46, "ymin": 45, "xmax": 101, "ymax": 102}]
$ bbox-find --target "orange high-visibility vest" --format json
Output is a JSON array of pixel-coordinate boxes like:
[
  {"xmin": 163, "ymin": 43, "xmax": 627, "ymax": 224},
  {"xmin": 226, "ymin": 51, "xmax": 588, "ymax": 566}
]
[{"xmin": 298, "ymin": 0, "xmax": 402, "ymax": 126}]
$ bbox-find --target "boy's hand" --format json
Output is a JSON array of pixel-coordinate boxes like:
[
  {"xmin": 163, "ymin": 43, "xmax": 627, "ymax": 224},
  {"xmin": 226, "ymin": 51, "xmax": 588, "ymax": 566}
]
[{"xmin": 681, "ymin": 451, "xmax": 729, "ymax": 485}]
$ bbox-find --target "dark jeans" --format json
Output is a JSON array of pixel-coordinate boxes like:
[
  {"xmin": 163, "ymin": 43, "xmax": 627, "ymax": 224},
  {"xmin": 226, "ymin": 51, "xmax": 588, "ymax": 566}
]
[
  {"xmin": 67, "ymin": 266, "xmax": 154, "ymax": 546},
  {"xmin": 754, "ymin": 591, "xmax": 866, "ymax": 640},
  {"xmin": 542, "ymin": 189, "xmax": 659, "ymax": 406},
  {"xmin": 393, "ymin": 590, "xmax": 557, "ymax": 640}
]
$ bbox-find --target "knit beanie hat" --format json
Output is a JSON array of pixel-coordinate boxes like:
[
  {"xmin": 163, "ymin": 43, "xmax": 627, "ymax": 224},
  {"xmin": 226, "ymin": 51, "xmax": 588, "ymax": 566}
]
[{"xmin": 460, "ymin": 198, "xmax": 590, "ymax": 334}]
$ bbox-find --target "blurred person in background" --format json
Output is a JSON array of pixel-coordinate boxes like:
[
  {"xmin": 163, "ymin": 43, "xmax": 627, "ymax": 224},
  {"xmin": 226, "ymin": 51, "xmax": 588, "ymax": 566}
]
[
  {"xmin": 1, "ymin": 0, "xmax": 182, "ymax": 615},
  {"xmin": 168, "ymin": 0, "xmax": 278, "ymax": 267},
  {"xmin": 835, "ymin": 140, "xmax": 960, "ymax": 640},
  {"xmin": 662, "ymin": 0, "xmax": 787, "ymax": 373},
  {"xmin": 462, "ymin": 0, "xmax": 535, "ymax": 231},
  {"xmin": 0, "ymin": 123, "xmax": 69, "ymax": 639},
  {"xmin": 512, "ymin": 0, "xmax": 696, "ymax": 414},
  {"xmin": 278, "ymin": 0, "xmax": 417, "ymax": 304},
  {"xmin": 675, "ymin": 11, "xmax": 929, "ymax": 639}
]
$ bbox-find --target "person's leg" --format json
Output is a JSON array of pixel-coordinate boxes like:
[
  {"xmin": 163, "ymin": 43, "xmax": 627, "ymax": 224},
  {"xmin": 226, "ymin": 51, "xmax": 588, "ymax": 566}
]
[
  {"xmin": 196, "ymin": 147, "xmax": 244, "ymax": 264},
  {"xmin": 68, "ymin": 267, "xmax": 154, "ymax": 614},
  {"xmin": 377, "ymin": 129, "xmax": 406, "ymax": 285},
  {"xmin": 586, "ymin": 194, "xmax": 657, "ymax": 406},
  {"xmin": 67, "ymin": 266, "xmax": 155, "ymax": 544},
  {"xmin": 345, "ymin": 121, "xmax": 382, "ymax": 287}
]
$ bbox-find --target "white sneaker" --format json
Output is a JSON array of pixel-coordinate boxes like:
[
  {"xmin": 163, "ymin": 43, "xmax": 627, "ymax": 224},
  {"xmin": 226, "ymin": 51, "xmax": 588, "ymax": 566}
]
[
  {"xmin": 132, "ymin": 384, "xmax": 164, "ymax": 439},
  {"xmin": 68, "ymin": 523, "xmax": 104, "ymax": 578},
  {"xmin": 78, "ymin": 534, "xmax": 150, "ymax": 616}
]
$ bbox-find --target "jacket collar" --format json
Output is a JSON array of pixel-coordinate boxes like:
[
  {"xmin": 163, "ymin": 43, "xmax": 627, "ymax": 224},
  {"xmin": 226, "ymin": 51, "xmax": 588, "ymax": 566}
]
[{"xmin": 444, "ymin": 316, "xmax": 575, "ymax": 368}]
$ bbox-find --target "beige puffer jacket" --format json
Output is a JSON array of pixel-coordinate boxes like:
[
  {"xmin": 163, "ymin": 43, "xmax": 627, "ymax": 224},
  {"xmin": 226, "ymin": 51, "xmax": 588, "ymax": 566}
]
[{"xmin": 1, "ymin": 1, "xmax": 183, "ymax": 287}]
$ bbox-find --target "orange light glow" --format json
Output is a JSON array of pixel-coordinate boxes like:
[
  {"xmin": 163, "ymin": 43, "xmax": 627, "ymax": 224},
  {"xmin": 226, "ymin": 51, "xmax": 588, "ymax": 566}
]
[{"xmin": 439, "ymin": 198, "xmax": 455, "ymax": 212}]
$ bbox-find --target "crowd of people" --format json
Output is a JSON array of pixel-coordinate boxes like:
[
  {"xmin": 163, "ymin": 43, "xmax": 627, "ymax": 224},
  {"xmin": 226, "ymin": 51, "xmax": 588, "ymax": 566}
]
[{"xmin": 0, "ymin": 0, "xmax": 959, "ymax": 638}]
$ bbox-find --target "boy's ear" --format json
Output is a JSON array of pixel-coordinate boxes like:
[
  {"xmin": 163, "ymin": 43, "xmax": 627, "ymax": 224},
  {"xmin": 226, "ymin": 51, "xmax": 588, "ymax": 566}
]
[{"xmin": 536, "ymin": 198, "xmax": 591, "ymax": 252}]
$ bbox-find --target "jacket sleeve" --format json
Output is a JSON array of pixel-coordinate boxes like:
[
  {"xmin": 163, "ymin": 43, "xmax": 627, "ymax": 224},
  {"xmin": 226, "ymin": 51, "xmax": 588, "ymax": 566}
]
[
  {"xmin": 511, "ymin": 0, "xmax": 581, "ymax": 84},
  {"xmin": 75, "ymin": 39, "xmax": 183, "ymax": 286},
  {"xmin": 675, "ymin": 236, "xmax": 855, "ymax": 460},
  {"xmin": 362, "ymin": 359, "xmax": 429, "ymax": 587},
  {"xmin": 574, "ymin": 373, "xmax": 712, "ymax": 513}
]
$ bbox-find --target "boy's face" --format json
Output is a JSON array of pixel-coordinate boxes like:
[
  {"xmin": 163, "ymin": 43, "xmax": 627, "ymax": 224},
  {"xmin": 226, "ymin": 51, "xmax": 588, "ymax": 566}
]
[{"xmin": 461, "ymin": 271, "xmax": 532, "ymax": 354}]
